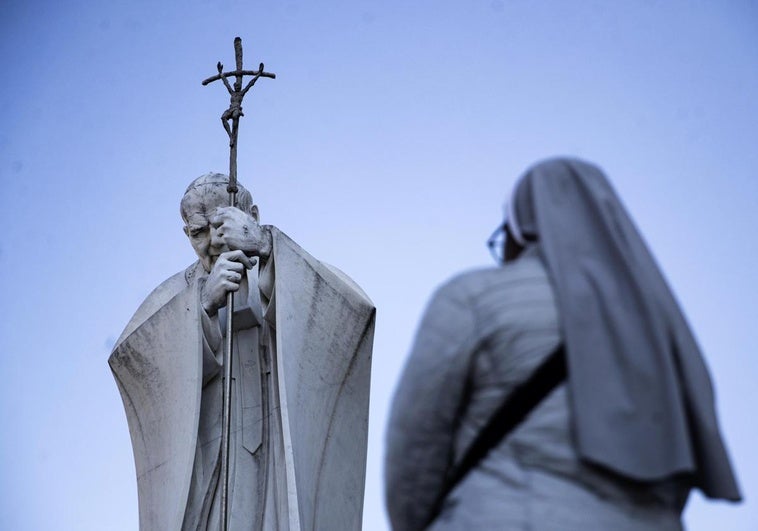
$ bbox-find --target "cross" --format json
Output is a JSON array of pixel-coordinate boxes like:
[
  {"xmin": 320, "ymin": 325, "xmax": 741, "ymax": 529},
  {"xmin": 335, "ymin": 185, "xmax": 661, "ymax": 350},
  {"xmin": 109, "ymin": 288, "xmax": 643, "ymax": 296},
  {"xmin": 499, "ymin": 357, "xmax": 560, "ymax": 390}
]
[
  {"xmin": 202, "ymin": 36, "xmax": 276, "ymax": 196},
  {"xmin": 202, "ymin": 36, "xmax": 275, "ymax": 531}
]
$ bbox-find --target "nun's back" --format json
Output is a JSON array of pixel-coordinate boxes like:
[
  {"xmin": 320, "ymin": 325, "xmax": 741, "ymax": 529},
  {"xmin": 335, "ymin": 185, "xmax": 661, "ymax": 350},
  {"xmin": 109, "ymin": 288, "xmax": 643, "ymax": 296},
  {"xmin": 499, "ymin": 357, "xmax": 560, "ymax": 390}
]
[{"xmin": 386, "ymin": 247, "xmax": 688, "ymax": 531}]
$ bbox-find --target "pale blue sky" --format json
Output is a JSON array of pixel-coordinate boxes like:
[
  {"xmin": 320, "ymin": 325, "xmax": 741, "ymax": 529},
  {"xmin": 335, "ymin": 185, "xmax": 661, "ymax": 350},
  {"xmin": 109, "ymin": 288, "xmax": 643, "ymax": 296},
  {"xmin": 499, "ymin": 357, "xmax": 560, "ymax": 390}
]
[{"xmin": 1, "ymin": 1, "xmax": 757, "ymax": 529}]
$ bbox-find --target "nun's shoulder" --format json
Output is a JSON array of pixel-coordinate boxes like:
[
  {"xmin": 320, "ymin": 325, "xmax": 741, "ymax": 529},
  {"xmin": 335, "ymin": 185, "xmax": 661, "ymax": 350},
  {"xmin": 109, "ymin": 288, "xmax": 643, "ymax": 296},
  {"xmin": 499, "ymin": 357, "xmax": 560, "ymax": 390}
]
[
  {"xmin": 444, "ymin": 266, "xmax": 501, "ymax": 289},
  {"xmin": 434, "ymin": 255, "xmax": 548, "ymax": 302},
  {"xmin": 433, "ymin": 266, "xmax": 509, "ymax": 301}
]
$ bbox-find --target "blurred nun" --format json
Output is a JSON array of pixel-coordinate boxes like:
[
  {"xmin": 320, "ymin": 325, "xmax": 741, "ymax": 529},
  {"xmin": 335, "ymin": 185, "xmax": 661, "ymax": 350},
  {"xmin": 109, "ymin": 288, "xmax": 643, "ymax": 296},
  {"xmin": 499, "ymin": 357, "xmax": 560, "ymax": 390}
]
[{"xmin": 385, "ymin": 158, "xmax": 741, "ymax": 531}]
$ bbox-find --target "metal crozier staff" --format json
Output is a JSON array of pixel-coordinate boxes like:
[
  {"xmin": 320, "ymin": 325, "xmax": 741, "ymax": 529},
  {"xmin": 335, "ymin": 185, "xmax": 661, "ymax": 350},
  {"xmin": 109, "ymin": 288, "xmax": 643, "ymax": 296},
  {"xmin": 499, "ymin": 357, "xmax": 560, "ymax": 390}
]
[{"xmin": 202, "ymin": 36, "xmax": 275, "ymax": 531}]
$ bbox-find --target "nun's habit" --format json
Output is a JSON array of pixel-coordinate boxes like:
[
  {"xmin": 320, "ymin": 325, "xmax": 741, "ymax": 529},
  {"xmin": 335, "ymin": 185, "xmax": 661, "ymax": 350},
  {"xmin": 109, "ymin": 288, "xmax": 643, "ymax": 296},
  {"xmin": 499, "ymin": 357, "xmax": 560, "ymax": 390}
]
[{"xmin": 385, "ymin": 158, "xmax": 740, "ymax": 531}]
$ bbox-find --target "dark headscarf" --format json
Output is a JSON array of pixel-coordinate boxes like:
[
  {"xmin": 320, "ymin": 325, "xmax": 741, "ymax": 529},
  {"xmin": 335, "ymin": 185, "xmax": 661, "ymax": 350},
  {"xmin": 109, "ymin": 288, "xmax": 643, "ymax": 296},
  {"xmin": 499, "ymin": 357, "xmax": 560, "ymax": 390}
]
[{"xmin": 508, "ymin": 157, "xmax": 740, "ymax": 501}]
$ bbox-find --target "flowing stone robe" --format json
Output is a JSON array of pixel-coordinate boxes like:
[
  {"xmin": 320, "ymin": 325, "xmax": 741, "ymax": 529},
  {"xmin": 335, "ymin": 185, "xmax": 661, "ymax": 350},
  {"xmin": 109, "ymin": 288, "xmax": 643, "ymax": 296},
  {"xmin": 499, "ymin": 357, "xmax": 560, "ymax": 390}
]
[{"xmin": 110, "ymin": 228, "xmax": 375, "ymax": 531}]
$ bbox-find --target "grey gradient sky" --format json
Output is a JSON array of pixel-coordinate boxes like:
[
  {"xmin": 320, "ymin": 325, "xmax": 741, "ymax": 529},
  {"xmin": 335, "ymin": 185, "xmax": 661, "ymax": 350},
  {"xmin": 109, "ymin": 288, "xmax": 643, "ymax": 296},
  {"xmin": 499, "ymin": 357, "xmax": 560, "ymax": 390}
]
[{"xmin": 1, "ymin": 1, "xmax": 757, "ymax": 529}]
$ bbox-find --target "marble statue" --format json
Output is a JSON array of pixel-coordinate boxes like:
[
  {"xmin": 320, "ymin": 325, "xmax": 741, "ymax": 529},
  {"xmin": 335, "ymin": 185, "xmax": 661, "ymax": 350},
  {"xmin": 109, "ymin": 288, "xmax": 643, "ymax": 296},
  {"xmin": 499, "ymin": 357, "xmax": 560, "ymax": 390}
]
[{"xmin": 110, "ymin": 172, "xmax": 375, "ymax": 530}]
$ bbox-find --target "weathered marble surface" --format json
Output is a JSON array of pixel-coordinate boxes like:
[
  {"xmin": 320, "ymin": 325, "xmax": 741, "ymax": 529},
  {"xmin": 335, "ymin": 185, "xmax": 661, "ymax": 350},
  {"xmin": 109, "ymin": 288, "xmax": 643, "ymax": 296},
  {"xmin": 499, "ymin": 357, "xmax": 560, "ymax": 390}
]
[{"xmin": 110, "ymin": 173, "xmax": 375, "ymax": 530}]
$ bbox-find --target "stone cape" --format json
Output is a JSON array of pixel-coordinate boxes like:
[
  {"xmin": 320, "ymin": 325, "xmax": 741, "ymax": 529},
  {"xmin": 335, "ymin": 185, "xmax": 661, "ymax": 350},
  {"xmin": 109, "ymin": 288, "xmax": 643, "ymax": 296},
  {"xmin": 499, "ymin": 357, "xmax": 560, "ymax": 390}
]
[{"xmin": 110, "ymin": 227, "xmax": 375, "ymax": 530}]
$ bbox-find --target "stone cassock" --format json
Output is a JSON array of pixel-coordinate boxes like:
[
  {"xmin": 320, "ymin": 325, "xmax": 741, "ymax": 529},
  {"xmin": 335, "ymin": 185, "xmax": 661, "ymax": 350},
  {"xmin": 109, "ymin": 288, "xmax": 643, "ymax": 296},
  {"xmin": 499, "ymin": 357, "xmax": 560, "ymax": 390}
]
[{"xmin": 110, "ymin": 173, "xmax": 375, "ymax": 530}]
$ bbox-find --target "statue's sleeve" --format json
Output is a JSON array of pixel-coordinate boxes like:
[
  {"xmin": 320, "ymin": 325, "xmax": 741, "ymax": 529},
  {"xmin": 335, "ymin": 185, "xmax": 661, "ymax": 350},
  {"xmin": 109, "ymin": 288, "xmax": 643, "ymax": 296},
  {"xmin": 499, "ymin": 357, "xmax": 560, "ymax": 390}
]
[
  {"xmin": 199, "ymin": 301, "xmax": 223, "ymax": 385},
  {"xmin": 257, "ymin": 226, "xmax": 373, "ymax": 325},
  {"xmin": 109, "ymin": 279, "xmax": 204, "ymax": 531},
  {"xmin": 256, "ymin": 226, "xmax": 376, "ymax": 530},
  {"xmin": 385, "ymin": 278, "xmax": 479, "ymax": 531}
]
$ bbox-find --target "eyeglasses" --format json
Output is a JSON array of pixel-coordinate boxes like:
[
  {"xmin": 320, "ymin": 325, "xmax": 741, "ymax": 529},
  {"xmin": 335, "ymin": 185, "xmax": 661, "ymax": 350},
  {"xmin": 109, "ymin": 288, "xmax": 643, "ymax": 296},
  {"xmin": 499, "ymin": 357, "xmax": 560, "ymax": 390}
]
[{"xmin": 486, "ymin": 222, "xmax": 508, "ymax": 265}]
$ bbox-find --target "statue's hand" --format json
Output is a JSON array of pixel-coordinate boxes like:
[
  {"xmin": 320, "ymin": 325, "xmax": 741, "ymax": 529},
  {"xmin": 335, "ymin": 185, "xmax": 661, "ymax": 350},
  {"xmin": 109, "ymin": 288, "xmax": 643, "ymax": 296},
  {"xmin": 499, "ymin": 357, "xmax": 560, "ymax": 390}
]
[
  {"xmin": 201, "ymin": 250, "xmax": 254, "ymax": 316},
  {"xmin": 210, "ymin": 206, "xmax": 273, "ymax": 259}
]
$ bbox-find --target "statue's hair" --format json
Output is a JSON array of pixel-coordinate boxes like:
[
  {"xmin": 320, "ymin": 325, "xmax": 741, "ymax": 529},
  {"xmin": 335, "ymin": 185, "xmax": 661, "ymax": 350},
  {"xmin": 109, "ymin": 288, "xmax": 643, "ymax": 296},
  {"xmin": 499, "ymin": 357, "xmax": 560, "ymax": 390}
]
[{"xmin": 180, "ymin": 172, "xmax": 254, "ymax": 221}]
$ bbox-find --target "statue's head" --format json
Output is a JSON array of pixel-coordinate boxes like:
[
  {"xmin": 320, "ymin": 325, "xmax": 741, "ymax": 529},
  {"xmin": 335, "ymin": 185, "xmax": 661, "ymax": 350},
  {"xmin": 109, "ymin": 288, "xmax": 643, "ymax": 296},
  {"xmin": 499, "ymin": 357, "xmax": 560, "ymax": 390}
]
[{"xmin": 180, "ymin": 172, "xmax": 258, "ymax": 272}]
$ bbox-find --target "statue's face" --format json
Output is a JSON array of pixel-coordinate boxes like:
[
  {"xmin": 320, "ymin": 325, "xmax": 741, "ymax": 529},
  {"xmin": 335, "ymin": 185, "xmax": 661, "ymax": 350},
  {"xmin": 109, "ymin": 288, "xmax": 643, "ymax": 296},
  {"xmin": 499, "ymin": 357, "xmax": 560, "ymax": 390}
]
[{"xmin": 182, "ymin": 189, "xmax": 227, "ymax": 272}]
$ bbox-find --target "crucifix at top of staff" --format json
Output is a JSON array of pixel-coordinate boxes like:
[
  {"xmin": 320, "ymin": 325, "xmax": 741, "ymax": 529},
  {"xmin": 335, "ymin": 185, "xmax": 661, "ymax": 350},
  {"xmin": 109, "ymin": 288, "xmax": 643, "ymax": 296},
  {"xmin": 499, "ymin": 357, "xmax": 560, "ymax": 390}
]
[{"xmin": 202, "ymin": 36, "xmax": 275, "ymax": 531}]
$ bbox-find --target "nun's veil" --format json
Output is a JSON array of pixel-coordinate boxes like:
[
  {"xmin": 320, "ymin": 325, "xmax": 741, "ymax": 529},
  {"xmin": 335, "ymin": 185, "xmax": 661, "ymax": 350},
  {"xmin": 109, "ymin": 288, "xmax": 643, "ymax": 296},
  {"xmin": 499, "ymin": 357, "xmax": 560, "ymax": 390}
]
[{"xmin": 508, "ymin": 158, "xmax": 740, "ymax": 501}]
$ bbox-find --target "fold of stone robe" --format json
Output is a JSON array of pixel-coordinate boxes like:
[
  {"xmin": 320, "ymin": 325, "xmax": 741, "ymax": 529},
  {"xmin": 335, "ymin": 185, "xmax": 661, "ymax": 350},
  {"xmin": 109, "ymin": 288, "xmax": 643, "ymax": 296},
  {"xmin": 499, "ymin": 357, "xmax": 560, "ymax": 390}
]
[{"xmin": 110, "ymin": 228, "xmax": 375, "ymax": 531}]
